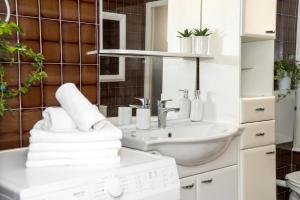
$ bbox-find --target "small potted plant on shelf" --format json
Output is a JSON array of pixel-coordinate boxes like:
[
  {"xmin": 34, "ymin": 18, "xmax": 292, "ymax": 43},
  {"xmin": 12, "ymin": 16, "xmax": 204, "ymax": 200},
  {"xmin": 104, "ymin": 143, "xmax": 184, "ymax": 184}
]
[
  {"xmin": 192, "ymin": 28, "xmax": 211, "ymax": 55},
  {"xmin": 275, "ymin": 59, "xmax": 300, "ymax": 101},
  {"xmin": 177, "ymin": 29, "xmax": 193, "ymax": 53},
  {"xmin": 0, "ymin": 20, "xmax": 47, "ymax": 117}
]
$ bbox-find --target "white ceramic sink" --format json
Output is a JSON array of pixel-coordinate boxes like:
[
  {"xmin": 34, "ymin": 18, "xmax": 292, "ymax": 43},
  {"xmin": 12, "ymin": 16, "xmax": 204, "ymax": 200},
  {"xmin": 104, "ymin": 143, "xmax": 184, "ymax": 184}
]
[{"xmin": 121, "ymin": 122, "xmax": 240, "ymax": 166}]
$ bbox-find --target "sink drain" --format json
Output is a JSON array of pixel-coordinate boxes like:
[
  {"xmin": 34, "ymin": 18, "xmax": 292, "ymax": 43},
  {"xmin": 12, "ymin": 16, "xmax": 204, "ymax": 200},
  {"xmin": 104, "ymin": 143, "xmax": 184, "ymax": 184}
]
[{"xmin": 168, "ymin": 133, "xmax": 172, "ymax": 138}]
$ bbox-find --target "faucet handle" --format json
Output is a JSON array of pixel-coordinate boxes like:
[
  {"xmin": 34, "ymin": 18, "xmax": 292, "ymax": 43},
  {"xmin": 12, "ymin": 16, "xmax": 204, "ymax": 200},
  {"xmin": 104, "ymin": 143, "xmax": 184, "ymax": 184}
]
[{"xmin": 157, "ymin": 99, "xmax": 172, "ymax": 108}]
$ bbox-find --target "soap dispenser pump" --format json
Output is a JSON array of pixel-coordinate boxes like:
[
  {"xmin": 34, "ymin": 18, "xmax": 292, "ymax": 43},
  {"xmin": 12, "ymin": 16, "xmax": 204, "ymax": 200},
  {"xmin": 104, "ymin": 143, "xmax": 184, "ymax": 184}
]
[
  {"xmin": 178, "ymin": 89, "xmax": 191, "ymax": 119},
  {"xmin": 130, "ymin": 98, "xmax": 151, "ymax": 130}
]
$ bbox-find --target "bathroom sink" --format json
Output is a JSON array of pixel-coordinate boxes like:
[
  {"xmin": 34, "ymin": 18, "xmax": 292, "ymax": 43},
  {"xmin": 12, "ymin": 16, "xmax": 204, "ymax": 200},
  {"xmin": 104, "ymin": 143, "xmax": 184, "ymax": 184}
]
[{"xmin": 121, "ymin": 122, "xmax": 241, "ymax": 166}]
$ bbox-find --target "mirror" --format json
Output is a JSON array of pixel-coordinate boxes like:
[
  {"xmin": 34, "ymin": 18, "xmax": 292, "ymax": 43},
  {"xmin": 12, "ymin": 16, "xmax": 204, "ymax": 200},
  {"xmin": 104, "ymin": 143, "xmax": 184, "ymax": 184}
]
[{"xmin": 100, "ymin": 12, "xmax": 126, "ymax": 82}]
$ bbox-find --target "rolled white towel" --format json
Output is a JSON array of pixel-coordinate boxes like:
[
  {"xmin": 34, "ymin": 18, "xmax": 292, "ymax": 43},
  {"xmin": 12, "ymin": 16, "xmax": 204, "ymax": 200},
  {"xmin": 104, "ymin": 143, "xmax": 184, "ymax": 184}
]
[
  {"xmin": 27, "ymin": 149, "xmax": 119, "ymax": 161},
  {"xmin": 31, "ymin": 121, "xmax": 122, "ymax": 143},
  {"xmin": 55, "ymin": 83, "xmax": 106, "ymax": 131},
  {"xmin": 28, "ymin": 141, "xmax": 121, "ymax": 152},
  {"xmin": 41, "ymin": 107, "xmax": 77, "ymax": 132},
  {"xmin": 26, "ymin": 157, "xmax": 120, "ymax": 168}
]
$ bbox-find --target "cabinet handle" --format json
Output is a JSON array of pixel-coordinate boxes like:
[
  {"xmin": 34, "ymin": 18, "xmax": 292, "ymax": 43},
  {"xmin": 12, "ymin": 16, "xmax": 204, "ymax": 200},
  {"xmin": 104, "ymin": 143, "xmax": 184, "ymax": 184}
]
[
  {"xmin": 255, "ymin": 107, "xmax": 265, "ymax": 111},
  {"xmin": 181, "ymin": 184, "xmax": 194, "ymax": 189},
  {"xmin": 256, "ymin": 132, "xmax": 265, "ymax": 136},
  {"xmin": 201, "ymin": 179, "xmax": 213, "ymax": 184},
  {"xmin": 266, "ymin": 151, "xmax": 275, "ymax": 155},
  {"xmin": 265, "ymin": 30, "xmax": 275, "ymax": 34}
]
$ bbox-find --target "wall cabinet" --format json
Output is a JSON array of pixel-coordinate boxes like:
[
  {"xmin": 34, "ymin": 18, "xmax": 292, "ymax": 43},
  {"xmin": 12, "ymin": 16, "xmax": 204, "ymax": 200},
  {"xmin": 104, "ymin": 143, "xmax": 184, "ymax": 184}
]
[
  {"xmin": 240, "ymin": 145, "xmax": 276, "ymax": 200},
  {"xmin": 241, "ymin": 0, "xmax": 277, "ymax": 40},
  {"xmin": 180, "ymin": 166, "xmax": 237, "ymax": 200}
]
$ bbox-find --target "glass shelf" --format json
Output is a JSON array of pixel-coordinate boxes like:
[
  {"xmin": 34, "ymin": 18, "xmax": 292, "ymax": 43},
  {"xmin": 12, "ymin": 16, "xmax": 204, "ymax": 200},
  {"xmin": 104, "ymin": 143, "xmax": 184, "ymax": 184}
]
[{"xmin": 87, "ymin": 49, "xmax": 214, "ymax": 59}]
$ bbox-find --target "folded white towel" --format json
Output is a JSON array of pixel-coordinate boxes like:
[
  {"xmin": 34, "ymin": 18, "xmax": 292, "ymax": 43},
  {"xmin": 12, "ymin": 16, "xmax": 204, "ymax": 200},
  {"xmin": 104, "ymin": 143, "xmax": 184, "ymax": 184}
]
[
  {"xmin": 26, "ymin": 157, "xmax": 120, "ymax": 168},
  {"xmin": 28, "ymin": 141, "xmax": 121, "ymax": 152},
  {"xmin": 55, "ymin": 83, "xmax": 106, "ymax": 131},
  {"xmin": 31, "ymin": 120, "xmax": 122, "ymax": 143},
  {"xmin": 27, "ymin": 149, "xmax": 119, "ymax": 160},
  {"xmin": 41, "ymin": 107, "xmax": 77, "ymax": 132}
]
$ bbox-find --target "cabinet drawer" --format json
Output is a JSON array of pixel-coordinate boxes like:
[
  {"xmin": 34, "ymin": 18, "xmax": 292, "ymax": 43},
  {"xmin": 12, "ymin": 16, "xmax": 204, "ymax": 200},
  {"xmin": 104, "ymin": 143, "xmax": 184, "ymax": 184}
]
[
  {"xmin": 240, "ymin": 96, "xmax": 275, "ymax": 123},
  {"xmin": 180, "ymin": 176, "xmax": 196, "ymax": 200},
  {"xmin": 240, "ymin": 120, "xmax": 275, "ymax": 149},
  {"xmin": 197, "ymin": 165, "xmax": 238, "ymax": 200}
]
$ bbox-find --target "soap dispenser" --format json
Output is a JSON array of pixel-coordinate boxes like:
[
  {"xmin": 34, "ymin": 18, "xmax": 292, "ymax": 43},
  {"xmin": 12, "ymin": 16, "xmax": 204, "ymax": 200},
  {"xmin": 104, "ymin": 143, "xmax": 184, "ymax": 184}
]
[
  {"xmin": 130, "ymin": 98, "xmax": 151, "ymax": 130},
  {"xmin": 190, "ymin": 90, "xmax": 203, "ymax": 121},
  {"xmin": 178, "ymin": 89, "xmax": 191, "ymax": 119}
]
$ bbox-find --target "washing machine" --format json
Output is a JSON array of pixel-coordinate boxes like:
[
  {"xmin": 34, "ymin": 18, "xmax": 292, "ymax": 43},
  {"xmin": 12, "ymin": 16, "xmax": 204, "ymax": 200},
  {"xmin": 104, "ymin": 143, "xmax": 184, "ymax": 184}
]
[{"xmin": 0, "ymin": 148, "xmax": 180, "ymax": 200}]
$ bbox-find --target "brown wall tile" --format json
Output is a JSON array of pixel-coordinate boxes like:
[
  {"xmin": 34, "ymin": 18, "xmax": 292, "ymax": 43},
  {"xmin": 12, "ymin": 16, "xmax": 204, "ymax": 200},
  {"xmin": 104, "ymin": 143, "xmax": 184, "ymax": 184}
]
[
  {"xmin": 63, "ymin": 65, "xmax": 80, "ymax": 84},
  {"xmin": 43, "ymin": 42, "xmax": 61, "ymax": 63},
  {"xmin": 61, "ymin": 0, "xmax": 78, "ymax": 21},
  {"xmin": 80, "ymin": 2, "xmax": 96, "ymax": 23},
  {"xmin": 62, "ymin": 22, "xmax": 79, "ymax": 43},
  {"xmin": 41, "ymin": 0, "xmax": 59, "ymax": 19},
  {"xmin": 62, "ymin": 43, "xmax": 80, "ymax": 63},
  {"xmin": 81, "ymin": 24, "xmax": 96, "ymax": 44},
  {"xmin": 43, "ymin": 64, "xmax": 62, "ymax": 85},
  {"xmin": 18, "ymin": 0, "xmax": 38, "ymax": 16},
  {"xmin": 19, "ymin": 17, "xmax": 40, "ymax": 40},
  {"xmin": 82, "ymin": 65, "xmax": 97, "ymax": 84},
  {"xmin": 42, "ymin": 20, "xmax": 60, "ymax": 42},
  {"xmin": 43, "ymin": 86, "xmax": 60, "ymax": 106},
  {"xmin": 21, "ymin": 86, "xmax": 42, "ymax": 108}
]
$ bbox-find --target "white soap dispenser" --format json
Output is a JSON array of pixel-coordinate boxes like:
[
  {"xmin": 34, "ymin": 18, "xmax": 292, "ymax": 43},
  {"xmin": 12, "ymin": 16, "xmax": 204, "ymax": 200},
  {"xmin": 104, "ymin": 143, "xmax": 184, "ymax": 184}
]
[
  {"xmin": 190, "ymin": 90, "xmax": 203, "ymax": 121},
  {"xmin": 130, "ymin": 98, "xmax": 151, "ymax": 130},
  {"xmin": 178, "ymin": 89, "xmax": 191, "ymax": 119}
]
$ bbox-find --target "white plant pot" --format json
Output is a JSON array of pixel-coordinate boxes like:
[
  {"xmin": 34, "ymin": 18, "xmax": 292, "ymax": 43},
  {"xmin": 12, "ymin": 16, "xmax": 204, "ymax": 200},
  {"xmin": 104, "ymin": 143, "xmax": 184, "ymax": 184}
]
[
  {"xmin": 179, "ymin": 37, "xmax": 192, "ymax": 53},
  {"xmin": 193, "ymin": 36, "xmax": 210, "ymax": 54},
  {"xmin": 278, "ymin": 75, "xmax": 291, "ymax": 90}
]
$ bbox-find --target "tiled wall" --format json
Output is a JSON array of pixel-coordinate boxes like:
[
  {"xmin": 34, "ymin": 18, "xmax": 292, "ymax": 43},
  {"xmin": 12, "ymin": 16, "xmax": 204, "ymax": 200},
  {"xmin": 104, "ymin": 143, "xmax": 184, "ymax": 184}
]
[
  {"xmin": 275, "ymin": 0, "xmax": 299, "ymax": 62},
  {"xmin": 0, "ymin": 0, "xmax": 99, "ymax": 150},
  {"xmin": 100, "ymin": 0, "xmax": 147, "ymax": 117},
  {"xmin": 275, "ymin": 0, "xmax": 299, "ymax": 199}
]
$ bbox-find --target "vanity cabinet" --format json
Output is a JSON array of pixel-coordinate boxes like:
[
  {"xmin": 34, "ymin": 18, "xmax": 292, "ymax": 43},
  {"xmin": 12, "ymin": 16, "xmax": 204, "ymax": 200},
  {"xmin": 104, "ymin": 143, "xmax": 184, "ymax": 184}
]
[
  {"xmin": 197, "ymin": 165, "xmax": 237, "ymax": 200},
  {"xmin": 180, "ymin": 165, "xmax": 238, "ymax": 200},
  {"xmin": 240, "ymin": 145, "xmax": 276, "ymax": 200},
  {"xmin": 241, "ymin": 0, "xmax": 276, "ymax": 39},
  {"xmin": 180, "ymin": 176, "xmax": 197, "ymax": 200}
]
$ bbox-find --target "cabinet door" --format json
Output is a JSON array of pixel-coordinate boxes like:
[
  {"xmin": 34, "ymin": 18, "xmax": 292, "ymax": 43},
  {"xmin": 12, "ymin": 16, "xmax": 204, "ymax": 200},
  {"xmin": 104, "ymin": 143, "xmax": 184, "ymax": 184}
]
[
  {"xmin": 180, "ymin": 176, "xmax": 197, "ymax": 200},
  {"xmin": 240, "ymin": 145, "xmax": 276, "ymax": 200},
  {"xmin": 242, "ymin": 0, "xmax": 276, "ymax": 38},
  {"xmin": 197, "ymin": 165, "xmax": 238, "ymax": 200}
]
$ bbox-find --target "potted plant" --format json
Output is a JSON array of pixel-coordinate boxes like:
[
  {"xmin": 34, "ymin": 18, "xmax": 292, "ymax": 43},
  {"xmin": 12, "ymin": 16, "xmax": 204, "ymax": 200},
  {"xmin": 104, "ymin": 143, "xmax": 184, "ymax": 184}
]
[
  {"xmin": 0, "ymin": 20, "xmax": 47, "ymax": 117},
  {"xmin": 275, "ymin": 59, "xmax": 300, "ymax": 101},
  {"xmin": 192, "ymin": 28, "xmax": 211, "ymax": 54},
  {"xmin": 177, "ymin": 29, "xmax": 193, "ymax": 53},
  {"xmin": 275, "ymin": 59, "xmax": 293, "ymax": 90}
]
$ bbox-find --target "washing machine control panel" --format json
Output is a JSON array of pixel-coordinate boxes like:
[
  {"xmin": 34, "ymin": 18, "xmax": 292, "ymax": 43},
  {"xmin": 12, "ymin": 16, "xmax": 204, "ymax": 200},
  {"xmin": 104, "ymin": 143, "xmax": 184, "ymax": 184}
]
[{"xmin": 24, "ymin": 158, "xmax": 179, "ymax": 200}]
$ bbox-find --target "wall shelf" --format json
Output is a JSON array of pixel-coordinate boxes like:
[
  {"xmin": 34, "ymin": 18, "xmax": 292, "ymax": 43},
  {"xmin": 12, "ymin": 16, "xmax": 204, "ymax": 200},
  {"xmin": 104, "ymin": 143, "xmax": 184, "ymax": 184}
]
[{"xmin": 87, "ymin": 49, "xmax": 214, "ymax": 59}]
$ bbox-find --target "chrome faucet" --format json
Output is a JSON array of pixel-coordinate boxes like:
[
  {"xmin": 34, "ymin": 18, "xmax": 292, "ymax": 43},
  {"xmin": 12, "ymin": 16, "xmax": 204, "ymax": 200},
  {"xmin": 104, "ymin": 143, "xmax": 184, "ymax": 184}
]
[{"xmin": 157, "ymin": 99, "xmax": 180, "ymax": 128}]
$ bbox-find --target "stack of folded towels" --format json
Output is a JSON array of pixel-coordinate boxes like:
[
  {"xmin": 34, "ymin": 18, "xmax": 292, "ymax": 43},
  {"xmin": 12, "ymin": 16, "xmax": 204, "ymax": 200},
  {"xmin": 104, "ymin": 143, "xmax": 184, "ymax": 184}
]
[{"xmin": 26, "ymin": 83, "xmax": 122, "ymax": 168}]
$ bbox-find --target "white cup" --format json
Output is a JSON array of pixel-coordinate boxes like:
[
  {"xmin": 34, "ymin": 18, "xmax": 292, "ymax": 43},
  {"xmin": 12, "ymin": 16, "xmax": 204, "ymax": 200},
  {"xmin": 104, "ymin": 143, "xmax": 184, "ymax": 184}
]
[{"xmin": 118, "ymin": 107, "xmax": 132, "ymax": 125}]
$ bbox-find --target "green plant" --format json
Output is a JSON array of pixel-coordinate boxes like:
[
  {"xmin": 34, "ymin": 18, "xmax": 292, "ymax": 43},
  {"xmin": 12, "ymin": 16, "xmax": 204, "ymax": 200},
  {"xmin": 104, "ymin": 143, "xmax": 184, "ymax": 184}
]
[
  {"xmin": 0, "ymin": 20, "xmax": 47, "ymax": 117},
  {"xmin": 177, "ymin": 29, "xmax": 193, "ymax": 38},
  {"xmin": 275, "ymin": 59, "xmax": 300, "ymax": 101},
  {"xmin": 193, "ymin": 28, "xmax": 211, "ymax": 36}
]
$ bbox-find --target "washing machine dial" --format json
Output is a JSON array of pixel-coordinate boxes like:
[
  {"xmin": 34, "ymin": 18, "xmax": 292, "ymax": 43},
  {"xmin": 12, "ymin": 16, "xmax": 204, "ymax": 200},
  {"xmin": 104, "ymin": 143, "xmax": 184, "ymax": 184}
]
[{"xmin": 105, "ymin": 177, "xmax": 124, "ymax": 198}]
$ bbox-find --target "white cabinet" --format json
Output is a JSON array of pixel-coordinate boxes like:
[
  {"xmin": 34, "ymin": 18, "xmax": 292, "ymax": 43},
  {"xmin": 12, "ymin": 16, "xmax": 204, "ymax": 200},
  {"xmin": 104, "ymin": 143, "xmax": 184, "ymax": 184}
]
[
  {"xmin": 241, "ymin": 0, "xmax": 277, "ymax": 40},
  {"xmin": 180, "ymin": 166, "xmax": 238, "ymax": 200},
  {"xmin": 240, "ymin": 145, "xmax": 276, "ymax": 200},
  {"xmin": 180, "ymin": 176, "xmax": 197, "ymax": 200},
  {"xmin": 197, "ymin": 165, "xmax": 237, "ymax": 200}
]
